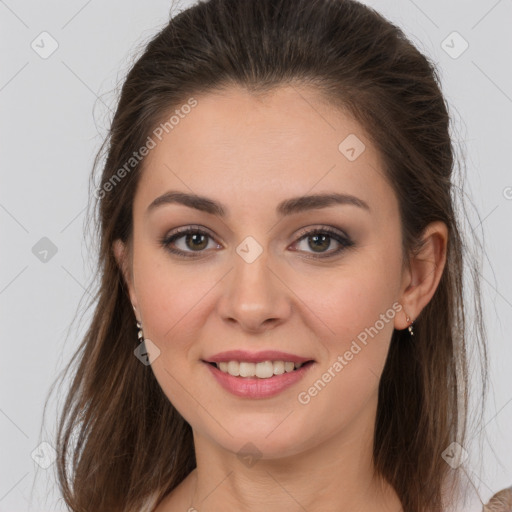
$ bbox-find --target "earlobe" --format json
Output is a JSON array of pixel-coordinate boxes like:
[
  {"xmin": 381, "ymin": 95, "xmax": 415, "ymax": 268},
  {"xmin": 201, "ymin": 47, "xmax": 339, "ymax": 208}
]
[
  {"xmin": 395, "ymin": 221, "xmax": 448, "ymax": 331},
  {"xmin": 113, "ymin": 239, "xmax": 129, "ymax": 285},
  {"xmin": 112, "ymin": 239, "xmax": 139, "ymax": 314}
]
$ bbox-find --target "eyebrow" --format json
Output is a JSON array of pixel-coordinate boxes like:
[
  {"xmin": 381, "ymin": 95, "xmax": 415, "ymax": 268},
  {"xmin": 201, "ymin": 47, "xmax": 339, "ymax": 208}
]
[{"xmin": 146, "ymin": 190, "xmax": 370, "ymax": 217}]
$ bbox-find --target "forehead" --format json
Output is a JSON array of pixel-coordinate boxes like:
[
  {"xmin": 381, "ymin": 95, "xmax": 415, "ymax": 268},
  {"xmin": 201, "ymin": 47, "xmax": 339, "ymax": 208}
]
[{"xmin": 134, "ymin": 85, "xmax": 396, "ymax": 220}]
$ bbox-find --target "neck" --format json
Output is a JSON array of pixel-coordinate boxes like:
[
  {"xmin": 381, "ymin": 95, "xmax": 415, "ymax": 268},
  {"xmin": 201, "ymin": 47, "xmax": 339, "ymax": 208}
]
[{"xmin": 185, "ymin": 395, "xmax": 402, "ymax": 512}]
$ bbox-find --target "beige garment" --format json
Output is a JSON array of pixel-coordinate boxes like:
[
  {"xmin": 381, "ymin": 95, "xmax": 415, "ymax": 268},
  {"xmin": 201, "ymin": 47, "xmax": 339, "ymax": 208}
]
[{"xmin": 483, "ymin": 486, "xmax": 512, "ymax": 511}]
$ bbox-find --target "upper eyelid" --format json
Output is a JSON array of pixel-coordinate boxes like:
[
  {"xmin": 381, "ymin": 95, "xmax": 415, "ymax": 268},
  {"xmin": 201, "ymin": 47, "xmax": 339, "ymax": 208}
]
[
  {"xmin": 164, "ymin": 224, "xmax": 349, "ymax": 243},
  {"xmin": 295, "ymin": 225, "xmax": 350, "ymax": 240},
  {"xmin": 164, "ymin": 224, "xmax": 217, "ymax": 241}
]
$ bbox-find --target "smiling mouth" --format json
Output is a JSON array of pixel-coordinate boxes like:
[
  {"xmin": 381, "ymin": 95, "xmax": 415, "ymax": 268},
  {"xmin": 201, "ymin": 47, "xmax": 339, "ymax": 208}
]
[{"xmin": 204, "ymin": 360, "xmax": 315, "ymax": 379}]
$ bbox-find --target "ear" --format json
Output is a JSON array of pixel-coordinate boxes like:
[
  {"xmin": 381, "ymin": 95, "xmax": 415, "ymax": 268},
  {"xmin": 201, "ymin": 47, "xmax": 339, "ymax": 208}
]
[
  {"xmin": 112, "ymin": 239, "xmax": 139, "ymax": 319},
  {"xmin": 394, "ymin": 221, "xmax": 448, "ymax": 330}
]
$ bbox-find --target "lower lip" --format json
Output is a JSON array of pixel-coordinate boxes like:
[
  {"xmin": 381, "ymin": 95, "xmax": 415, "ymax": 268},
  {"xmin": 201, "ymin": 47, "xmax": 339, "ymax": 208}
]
[{"xmin": 203, "ymin": 361, "xmax": 315, "ymax": 399}]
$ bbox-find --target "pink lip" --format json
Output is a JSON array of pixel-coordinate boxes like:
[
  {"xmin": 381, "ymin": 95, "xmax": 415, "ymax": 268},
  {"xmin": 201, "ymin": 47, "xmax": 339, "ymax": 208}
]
[
  {"xmin": 203, "ymin": 360, "xmax": 316, "ymax": 399},
  {"xmin": 204, "ymin": 349, "xmax": 314, "ymax": 364}
]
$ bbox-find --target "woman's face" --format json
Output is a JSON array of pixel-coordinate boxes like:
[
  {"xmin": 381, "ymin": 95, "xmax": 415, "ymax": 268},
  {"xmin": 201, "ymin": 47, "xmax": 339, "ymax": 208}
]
[{"xmin": 115, "ymin": 85, "xmax": 411, "ymax": 459}]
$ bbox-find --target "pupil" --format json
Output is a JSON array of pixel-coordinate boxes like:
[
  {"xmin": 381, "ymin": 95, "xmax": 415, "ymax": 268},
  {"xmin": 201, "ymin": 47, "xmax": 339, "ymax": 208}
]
[{"xmin": 309, "ymin": 234, "xmax": 329, "ymax": 252}]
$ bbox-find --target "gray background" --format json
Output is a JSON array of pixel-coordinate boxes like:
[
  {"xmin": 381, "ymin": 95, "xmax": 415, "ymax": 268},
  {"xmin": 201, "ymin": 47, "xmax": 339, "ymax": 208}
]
[{"xmin": 1, "ymin": 0, "xmax": 511, "ymax": 510}]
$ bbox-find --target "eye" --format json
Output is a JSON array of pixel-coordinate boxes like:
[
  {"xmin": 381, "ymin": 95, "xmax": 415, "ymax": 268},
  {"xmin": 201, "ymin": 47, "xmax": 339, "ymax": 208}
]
[
  {"xmin": 160, "ymin": 224, "xmax": 354, "ymax": 259},
  {"xmin": 160, "ymin": 225, "xmax": 221, "ymax": 258},
  {"xmin": 290, "ymin": 226, "xmax": 354, "ymax": 258}
]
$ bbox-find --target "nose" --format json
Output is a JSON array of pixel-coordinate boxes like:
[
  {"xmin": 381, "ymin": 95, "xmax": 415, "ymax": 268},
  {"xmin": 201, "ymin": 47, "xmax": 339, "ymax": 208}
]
[{"xmin": 216, "ymin": 249, "xmax": 292, "ymax": 334}]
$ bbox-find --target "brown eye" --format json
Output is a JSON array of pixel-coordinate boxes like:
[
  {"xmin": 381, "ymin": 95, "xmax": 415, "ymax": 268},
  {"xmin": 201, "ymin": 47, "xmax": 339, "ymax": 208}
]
[
  {"xmin": 305, "ymin": 233, "xmax": 332, "ymax": 252},
  {"xmin": 292, "ymin": 226, "xmax": 354, "ymax": 258},
  {"xmin": 161, "ymin": 226, "xmax": 221, "ymax": 257},
  {"xmin": 183, "ymin": 232, "xmax": 209, "ymax": 251}
]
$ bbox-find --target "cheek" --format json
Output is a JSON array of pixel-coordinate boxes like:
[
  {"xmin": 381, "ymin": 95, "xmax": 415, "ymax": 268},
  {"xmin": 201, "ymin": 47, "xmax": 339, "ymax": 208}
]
[
  {"xmin": 289, "ymin": 275, "xmax": 398, "ymax": 434},
  {"xmin": 132, "ymin": 256, "xmax": 215, "ymax": 413},
  {"xmin": 298, "ymin": 255, "xmax": 400, "ymax": 333},
  {"xmin": 132, "ymin": 251, "xmax": 222, "ymax": 359},
  {"xmin": 292, "ymin": 252, "xmax": 401, "ymax": 381},
  {"xmin": 135, "ymin": 270, "xmax": 203, "ymax": 346}
]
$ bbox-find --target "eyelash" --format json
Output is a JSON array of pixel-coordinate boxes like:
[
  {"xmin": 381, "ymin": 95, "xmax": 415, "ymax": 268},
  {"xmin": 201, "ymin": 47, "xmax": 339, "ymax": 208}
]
[{"xmin": 160, "ymin": 224, "xmax": 354, "ymax": 260}]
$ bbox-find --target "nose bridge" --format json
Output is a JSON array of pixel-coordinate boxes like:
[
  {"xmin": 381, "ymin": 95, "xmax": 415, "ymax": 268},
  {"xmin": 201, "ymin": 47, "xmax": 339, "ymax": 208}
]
[{"xmin": 217, "ymin": 237, "xmax": 291, "ymax": 331}]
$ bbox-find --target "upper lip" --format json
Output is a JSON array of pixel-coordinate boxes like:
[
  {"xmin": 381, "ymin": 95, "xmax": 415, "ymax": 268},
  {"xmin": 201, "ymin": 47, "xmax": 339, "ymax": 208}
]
[{"xmin": 203, "ymin": 350, "xmax": 314, "ymax": 364}]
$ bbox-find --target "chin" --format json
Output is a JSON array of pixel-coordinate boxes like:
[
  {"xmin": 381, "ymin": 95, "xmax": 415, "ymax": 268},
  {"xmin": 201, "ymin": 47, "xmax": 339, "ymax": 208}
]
[{"xmin": 203, "ymin": 422, "xmax": 315, "ymax": 461}]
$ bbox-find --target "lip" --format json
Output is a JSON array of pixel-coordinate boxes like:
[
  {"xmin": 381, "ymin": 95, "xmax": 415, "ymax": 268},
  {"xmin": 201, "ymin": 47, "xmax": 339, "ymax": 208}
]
[
  {"xmin": 204, "ymin": 350, "xmax": 314, "ymax": 364},
  {"xmin": 203, "ymin": 360, "xmax": 316, "ymax": 399}
]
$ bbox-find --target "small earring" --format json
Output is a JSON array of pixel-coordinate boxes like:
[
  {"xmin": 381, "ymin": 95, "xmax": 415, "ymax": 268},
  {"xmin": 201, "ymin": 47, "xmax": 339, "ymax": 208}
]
[
  {"xmin": 136, "ymin": 320, "xmax": 144, "ymax": 343},
  {"xmin": 132, "ymin": 305, "xmax": 143, "ymax": 343},
  {"xmin": 405, "ymin": 313, "xmax": 414, "ymax": 337}
]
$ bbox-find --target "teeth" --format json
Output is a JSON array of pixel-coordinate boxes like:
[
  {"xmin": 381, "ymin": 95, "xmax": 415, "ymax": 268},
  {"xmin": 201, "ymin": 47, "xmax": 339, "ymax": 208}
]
[
  {"xmin": 215, "ymin": 360, "xmax": 306, "ymax": 378},
  {"xmin": 227, "ymin": 360, "xmax": 239, "ymax": 376}
]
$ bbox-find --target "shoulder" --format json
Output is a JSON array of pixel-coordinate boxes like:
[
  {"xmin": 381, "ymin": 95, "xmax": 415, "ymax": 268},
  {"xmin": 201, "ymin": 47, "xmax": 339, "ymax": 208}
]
[{"xmin": 483, "ymin": 486, "xmax": 512, "ymax": 512}]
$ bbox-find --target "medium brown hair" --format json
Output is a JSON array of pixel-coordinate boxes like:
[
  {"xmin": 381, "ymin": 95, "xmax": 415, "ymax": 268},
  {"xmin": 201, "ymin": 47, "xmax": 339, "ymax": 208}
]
[{"xmin": 43, "ymin": 0, "xmax": 488, "ymax": 510}]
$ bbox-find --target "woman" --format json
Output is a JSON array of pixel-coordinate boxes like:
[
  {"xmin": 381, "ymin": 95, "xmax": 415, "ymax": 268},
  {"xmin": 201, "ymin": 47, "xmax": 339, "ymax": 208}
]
[{"xmin": 48, "ymin": 0, "xmax": 511, "ymax": 510}]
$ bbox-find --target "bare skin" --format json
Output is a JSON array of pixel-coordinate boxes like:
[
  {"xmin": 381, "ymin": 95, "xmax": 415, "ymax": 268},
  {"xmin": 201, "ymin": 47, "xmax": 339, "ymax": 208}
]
[{"xmin": 114, "ymin": 84, "xmax": 447, "ymax": 512}]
